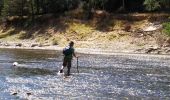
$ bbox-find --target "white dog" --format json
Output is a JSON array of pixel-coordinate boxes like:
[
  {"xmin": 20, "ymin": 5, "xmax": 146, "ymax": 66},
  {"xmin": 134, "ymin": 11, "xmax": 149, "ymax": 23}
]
[{"xmin": 13, "ymin": 62, "xmax": 18, "ymax": 66}]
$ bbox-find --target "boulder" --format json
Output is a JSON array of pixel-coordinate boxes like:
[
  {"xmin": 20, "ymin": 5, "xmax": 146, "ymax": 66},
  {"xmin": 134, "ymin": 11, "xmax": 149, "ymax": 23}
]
[
  {"xmin": 145, "ymin": 46, "xmax": 160, "ymax": 54},
  {"xmin": 31, "ymin": 43, "xmax": 39, "ymax": 47},
  {"xmin": 15, "ymin": 43, "xmax": 22, "ymax": 47}
]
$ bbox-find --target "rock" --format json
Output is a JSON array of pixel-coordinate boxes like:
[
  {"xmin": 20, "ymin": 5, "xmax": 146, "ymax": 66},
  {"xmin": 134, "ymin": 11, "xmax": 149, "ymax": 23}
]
[
  {"xmin": 143, "ymin": 23, "xmax": 162, "ymax": 32},
  {"xmin": 15, "ymin": 43, "xmax": 22, "ymax": 47},
  {"xmin": 26, "ymin": 92, "xmax": 32, "ymax": 96},
  {"xmin": 12, "ymin": 93, "xmax": 17, "ymax": 95},
  {"xmin": 124, "ymin": 24, "xmax": 131, "ymax": 32},
  {"xmin": 145, "ymin": 47, "xmax": 159, "ymax": 54},
  {"xmin": 42, "ymin": 44, "xmax": 51, "ymax": 47},
  {"xmin": 38, "ymin": 43, "xmax": 51, "ymax": 47},
  {"xmin": 157, "ymin": 50, "xmax": 162, "ymax": 54},
  {"xmin": 31, "ymin": 43, "xmax": 39, "ymax": 47},
  {"xmin": 4, "ymin": 43, "xmax": 10, "ymax": 46},
  {"xmin": 135, "ymin": 48, "xmax": 144, "ymax": 52},
  {"xmin": 163, "ymin": 43, "xmax": 170, "ymax": 47},
  {"xmin": 163, "ymin": 38, "xmax": 170, "ymax": 47},
  {"xmin": 38, "ymin": 43, "xmax": 43, "ymax": 47},
  {"xmin": 166, "ymin": 38, "xmax": 170, "ymax": 43},
  {"xmin": 165, "ymin": 48, "xmax": 170, "ymax": 53}
]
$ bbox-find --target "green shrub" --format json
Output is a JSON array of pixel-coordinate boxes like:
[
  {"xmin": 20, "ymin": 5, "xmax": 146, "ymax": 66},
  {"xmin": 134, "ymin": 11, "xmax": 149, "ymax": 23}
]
[
  {"xmin": 18, "ymin": 31, "xmax": 29, "ymax": 39},
  {"xmin": 108, "ymin": 34, "xmax": 117, "ymax": 40},
  {"xmin": 163, "ymin": 22, "xmax": 170, "ymax": 36},
  {"xmin": 144, "ymin": 0, "xmax": 160, "ymax": 11}
]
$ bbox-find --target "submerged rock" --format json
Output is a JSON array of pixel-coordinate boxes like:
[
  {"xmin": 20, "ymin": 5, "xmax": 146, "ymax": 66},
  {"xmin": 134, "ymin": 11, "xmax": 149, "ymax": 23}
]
[
  {"xmin": 12, "ymin": 93, "xmax": 17, "ymax": 95},
  {"xmin": 26, "ymin": 92, "xmax": 31, "ymax": 96}
]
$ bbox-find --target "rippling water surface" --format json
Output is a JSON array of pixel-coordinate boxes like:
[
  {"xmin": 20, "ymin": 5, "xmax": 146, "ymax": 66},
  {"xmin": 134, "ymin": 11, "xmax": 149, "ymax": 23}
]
[{"xmin": 0, "ymin": 48, "xmax": 170, "ymax": 100}]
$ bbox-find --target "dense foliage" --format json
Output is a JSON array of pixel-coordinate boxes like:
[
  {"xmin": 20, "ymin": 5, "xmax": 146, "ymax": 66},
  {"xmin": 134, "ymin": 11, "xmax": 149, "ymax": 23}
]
[{"xmin": 0, "ymin": 0, "xmax": 169, "ymax": 19}]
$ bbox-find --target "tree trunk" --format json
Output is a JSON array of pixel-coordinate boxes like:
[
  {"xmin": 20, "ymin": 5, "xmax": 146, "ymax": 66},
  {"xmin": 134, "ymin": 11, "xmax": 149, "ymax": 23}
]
[
  {"xmin": 36, "ymin": 0, "xmax": 40, "ymax": 14},
  {"xmin": 122, "ymin": 0, "xmax": 125, "ymax": 10},
  {"xmin": 21, "ymin": 0, "xmax": 24, "ymax": 17},
  {"xmin": 30, "ymin": 0, "xmax": 35, "ymax": 23}
]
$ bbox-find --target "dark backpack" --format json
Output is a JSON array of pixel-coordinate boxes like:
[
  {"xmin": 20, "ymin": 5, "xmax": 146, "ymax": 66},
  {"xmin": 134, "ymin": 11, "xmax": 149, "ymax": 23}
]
[{"xmin": 63, "ymin": 46, "xmax": 72, "ymax": 56}]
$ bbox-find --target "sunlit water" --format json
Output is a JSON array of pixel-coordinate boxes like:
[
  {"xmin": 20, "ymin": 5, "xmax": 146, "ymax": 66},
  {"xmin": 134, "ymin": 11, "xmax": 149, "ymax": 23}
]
[{"xmin": 0, "ymin": 48, "xmax": 170, "ymax": 100}]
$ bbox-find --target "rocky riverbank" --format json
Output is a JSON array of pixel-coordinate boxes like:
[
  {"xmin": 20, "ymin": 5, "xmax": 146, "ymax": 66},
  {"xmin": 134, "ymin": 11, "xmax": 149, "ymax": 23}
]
[{"xmin": 1, "ymin": 40, "xmax": 170, "ymax": 55}]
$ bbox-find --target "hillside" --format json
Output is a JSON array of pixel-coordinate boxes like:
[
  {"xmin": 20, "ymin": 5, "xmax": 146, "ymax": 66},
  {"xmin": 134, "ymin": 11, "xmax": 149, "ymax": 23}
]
[{"xmin": 0, "ymin": 12, "xmax": 170, "ymax": 54}]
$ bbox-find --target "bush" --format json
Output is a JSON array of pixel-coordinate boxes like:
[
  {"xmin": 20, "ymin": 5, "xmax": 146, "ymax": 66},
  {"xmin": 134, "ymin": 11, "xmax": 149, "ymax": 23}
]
[
  {"xmin": 18, "ymin": 31, "xmax": 31, "ymax": 39},
  {"xmin": 144, "ymin": 0, "xmax": 160, "ymax": 11},
  {"xmin": 163, "ymin": 22, "xmax": 170, "ymax": 36}
]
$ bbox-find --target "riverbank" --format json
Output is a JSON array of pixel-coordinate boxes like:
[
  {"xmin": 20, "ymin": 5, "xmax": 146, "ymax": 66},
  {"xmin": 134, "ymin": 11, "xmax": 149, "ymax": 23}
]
[
  {"xmin": 1, "ymin": 13, "xmax": 170, "ymax": 55},
  {"xmin": 1, "ymin": 41, "xmax": 170, "ymax": 57}
]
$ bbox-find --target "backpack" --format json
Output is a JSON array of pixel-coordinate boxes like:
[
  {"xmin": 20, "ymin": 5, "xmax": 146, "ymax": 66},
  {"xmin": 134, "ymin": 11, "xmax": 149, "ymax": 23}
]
[{"xmin": 63, "ymin": 46, "xmax": 72, "ymax": 56}]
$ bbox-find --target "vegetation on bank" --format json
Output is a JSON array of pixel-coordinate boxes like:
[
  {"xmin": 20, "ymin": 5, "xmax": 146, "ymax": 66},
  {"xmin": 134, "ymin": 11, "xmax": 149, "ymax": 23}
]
[
  {"xmin": 0, "ymin": 13, "xmax": 169, "ymax": 46},
  {"xmin": 163, "ymin": 22, "xmax": 170, "ymax": 36}
]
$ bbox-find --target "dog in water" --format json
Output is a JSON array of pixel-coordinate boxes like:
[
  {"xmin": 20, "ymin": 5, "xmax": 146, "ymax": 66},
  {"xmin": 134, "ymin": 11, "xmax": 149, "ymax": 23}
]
[{"xmin": 13, "ymin": 62, "xmax": 18, "ymax": 66}]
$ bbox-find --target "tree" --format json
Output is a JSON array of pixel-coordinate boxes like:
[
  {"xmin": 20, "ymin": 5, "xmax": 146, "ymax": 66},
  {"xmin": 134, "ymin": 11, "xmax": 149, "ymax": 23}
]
[
  {"xmin": 30, "ymin": 0, "xmax": 35, "ymax": 22},
  {"xmin": 144, "ymin": 0, "xmax": 160, "ymax": 11},
  {"xmin": 0, "ymin": 0, "xmax": 3, "ymax": 15},
  {"xmin": 1, "ymin": 0, "xmax": 9, "ymax": 17},
  {"xmin": 160, "ymin": 0, "xmax": 170, "ymax": 9},
  {"xmin": 122, "ymin": 0, "xmax": 125, "ymax": 10}
]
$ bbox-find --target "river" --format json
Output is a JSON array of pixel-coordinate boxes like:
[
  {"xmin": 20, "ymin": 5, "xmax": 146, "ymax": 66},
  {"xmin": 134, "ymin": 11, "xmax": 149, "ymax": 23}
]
[{"xmin": 0, "ymin": 48, "xmax": 170, "ymax": 100}]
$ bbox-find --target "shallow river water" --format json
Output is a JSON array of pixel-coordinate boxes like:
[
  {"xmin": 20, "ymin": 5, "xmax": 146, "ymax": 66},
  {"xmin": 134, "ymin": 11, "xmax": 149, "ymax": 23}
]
[{"xmin": 0, "ymin": 48, "xmax": 170, "ymax": 100}]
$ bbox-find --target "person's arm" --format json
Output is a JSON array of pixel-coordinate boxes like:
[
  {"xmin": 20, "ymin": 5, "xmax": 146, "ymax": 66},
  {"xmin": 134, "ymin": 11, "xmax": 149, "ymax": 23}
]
[
  {"xmin": 73, "ymin": 48, "xmax": 77, "ymax": 58},
  {"xmin": 73, "ymin": 51, "xmax": 77, "ymax": 58}
]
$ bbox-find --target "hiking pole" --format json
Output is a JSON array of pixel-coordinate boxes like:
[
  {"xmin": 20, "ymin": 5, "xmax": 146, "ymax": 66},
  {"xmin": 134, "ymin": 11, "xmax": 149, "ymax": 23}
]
[{"xmin": 77, "ymin": 57, "xmax": 79, "ymax": 73}]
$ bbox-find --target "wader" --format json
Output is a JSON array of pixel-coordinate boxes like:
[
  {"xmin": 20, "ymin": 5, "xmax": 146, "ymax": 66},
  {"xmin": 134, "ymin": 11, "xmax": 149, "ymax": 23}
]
[{"xmin": 63, "ymin": 56, "xmax": 72, "ymax": 76}]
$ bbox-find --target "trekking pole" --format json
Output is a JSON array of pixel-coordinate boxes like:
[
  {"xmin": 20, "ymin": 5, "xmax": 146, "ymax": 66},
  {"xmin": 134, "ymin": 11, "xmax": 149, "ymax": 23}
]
[{"xmin": 77, "ymin": 57, "xmax": 79, "ymax": 73}]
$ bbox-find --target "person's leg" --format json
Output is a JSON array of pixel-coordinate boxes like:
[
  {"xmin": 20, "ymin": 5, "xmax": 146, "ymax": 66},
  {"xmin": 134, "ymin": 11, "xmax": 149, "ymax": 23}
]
[
  {"xmin": 60, "ymin": 57, "xmax": 67, "ymax": 73},
  {"xmin": 67, "ymin": 59, "xmax": 72, "ymax": 76}
]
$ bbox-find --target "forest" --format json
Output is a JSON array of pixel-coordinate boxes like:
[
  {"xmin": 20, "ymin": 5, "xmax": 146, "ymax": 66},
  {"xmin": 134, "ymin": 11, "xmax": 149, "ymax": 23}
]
[{"xmin": 0, "ymin": 0, "xmax": 170, "ymax": 20}]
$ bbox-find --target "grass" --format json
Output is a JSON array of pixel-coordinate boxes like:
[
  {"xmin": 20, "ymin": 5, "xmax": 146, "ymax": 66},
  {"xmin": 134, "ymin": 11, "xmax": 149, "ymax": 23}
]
[
  {"xmin": 52, "ymin": 37, "xmax": 60, "ymax": 45},
  {"xmin": 68, "ymin": 22, "xmax": 93, "ymax": 33},
  {"xmin": 0, "ymin": 28, "xmax": 15, "ymax": 38},
  {"xmin": 66, "ymin": 22, "xmax": 93, "ymax": 40},
  {"xmin": 17, "ymin": 31, "xmax": 28, "ymax": 39},
  {"xmin": 163, "ymin": 22, "xmax": 170, "ymax": 36},
  {"xmin": 108, "ymin": 34, "xmax": 117, "ymax": 40}
]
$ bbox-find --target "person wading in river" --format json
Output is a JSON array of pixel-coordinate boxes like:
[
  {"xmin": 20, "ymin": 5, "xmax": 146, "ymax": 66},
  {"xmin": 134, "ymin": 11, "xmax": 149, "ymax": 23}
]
[{"xmin": 59, "ymin": 41, "xmax": 77, "ymax": 76}]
